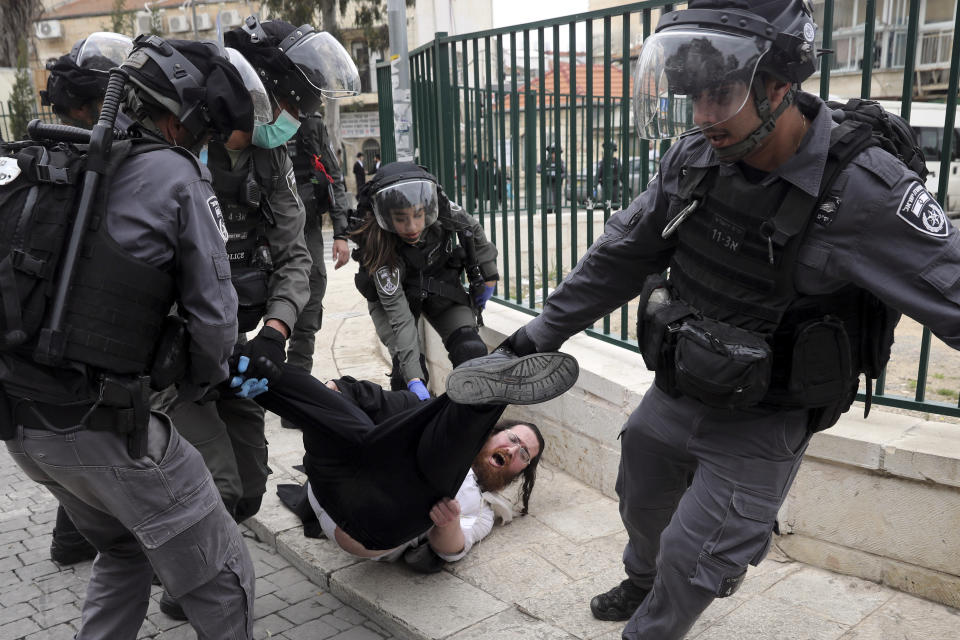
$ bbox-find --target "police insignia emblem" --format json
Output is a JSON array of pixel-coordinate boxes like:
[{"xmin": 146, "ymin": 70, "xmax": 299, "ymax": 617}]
[
  {"xmin": 897, "ymin": 182, "xmax": 948, "ymax": 238},
  {"xmin": 376, "ymin": 266, "xmax": 401, "ymax": 295},
  {"xmin": 207, "ymin": 196, "xmax": 229, "ymax": 243}
]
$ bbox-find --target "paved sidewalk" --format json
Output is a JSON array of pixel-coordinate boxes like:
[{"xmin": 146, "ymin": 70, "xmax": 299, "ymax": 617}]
[{"xmin": 2, "ymin": 233, "xmax": 959, "ymax": 639}]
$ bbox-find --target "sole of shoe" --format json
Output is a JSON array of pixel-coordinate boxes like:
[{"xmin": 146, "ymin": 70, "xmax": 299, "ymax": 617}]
[{"xmin": 445, "ymin": 352, "xmax": 579, "ymax": 405}]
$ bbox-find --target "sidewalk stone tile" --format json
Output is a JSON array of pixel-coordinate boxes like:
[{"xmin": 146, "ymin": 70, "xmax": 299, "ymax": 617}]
[
  {"xmin": 274, "ymin": 578, "xmax": 324, "ymax": 604},
  {"xmin": 329, "ymin": 626, "xmax": 385, "ymax": 640},
  {"xmin": 266, "ymin": 565, "xmax": 310, "ymax": 588},
  {"xmin": 0, "ymin": 601, "xmax": 35, "ymax": 625},
  {"xmin": 448, "ymin": 607, "xmax": 581, "ymax": 639},
  {"xmin": 254, "ymin": 592, "xmax": 289, "ymax": 618},
  {"xmin": 321, "ymin": 611, "xmax": 357, "ymax": 631},
  {"xmin": 692, "ymin": 595, "xmax": 849, "ymax": 640},
  {"xmin": 255, "ymin": 574, "xmax": 280, "ymax": 597},
  {"xmin": 331, "ymin": 562, "xmax": 508, "ymax": 639},
  {"xmin": 278, "ymin": 598, "xmax": 335, "ymax": 625},
  {"xmin": 0, "ymin": 616, "xmax": 41, "ymax": 639},
  {"xmin": 34, "ymin": 602, "xmax": 81, "ymax": 627},
  {"xmin": 25, "ymin": 622, "xmax": 73, "ymax": 638},
  {"xmin": 0, "ymin": 582, "xmax": 40, "ymax": 606},
  {"xmin": 763, "ymin": 566, "xmax": 894, "ymax": 626},
  {"xmin": 332, "ymin": 604, "xmax": 368, "ymax": 625},
  {"xmin": 454, "ymin": 548, "xmax": 571, "ymax": 604},
  {"xmin": 838, "ymin": 592, "xmax": 960, "ymax": 639},
  {"xmin": 518, "ymin": 567, "xmax": 627, "ymax": 640},
  {"xmin": 0, "ymin": 554, "xmax": 21, "ymax": 572},
  {"xmin": 254, "ymin": 612, "xmax": 295, "ymax": 638},
  {"xmin": 535, "ymin": 499, "xmax": 625, "ymax": 544},
  {"xmin": 30, "ymin": 586, "xmax": 76, "ymax": 611},
  {"xmin": 282, "ymin": 617, "xmax": 340, "ymax": 640},
  {"xmin": 14, "ymin": 558, "xmax": 60, "ymax": 581}
]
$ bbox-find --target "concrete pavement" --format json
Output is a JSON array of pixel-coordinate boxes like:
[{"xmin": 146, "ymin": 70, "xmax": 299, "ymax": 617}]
[{"xmin": 2, "ymin": 232, "xmax": 958, "ymax": 638}]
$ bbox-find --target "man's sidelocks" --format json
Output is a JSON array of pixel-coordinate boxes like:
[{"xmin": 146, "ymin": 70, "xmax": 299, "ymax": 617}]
[{"xmin": 445, "ymin": 350, "xmax": 579, "ymax": 405}]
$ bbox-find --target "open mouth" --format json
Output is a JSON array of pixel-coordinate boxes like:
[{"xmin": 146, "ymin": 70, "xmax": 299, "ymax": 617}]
[{"xmin": 491, "ymin": 452, "xmax": 506, "ymax": 467}]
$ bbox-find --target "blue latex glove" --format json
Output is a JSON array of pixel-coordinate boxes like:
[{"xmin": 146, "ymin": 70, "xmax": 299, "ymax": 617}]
[
  {"xmin": 407, "ymin": 379, "xmax": 430, "ymax": 401},
  {"xmin": 229, "ymin": 356, "xmax": 270, "ymax": 398},
  {"xmin": 474, "ymin": 284, "xmax": 495, "ymax": 311}
]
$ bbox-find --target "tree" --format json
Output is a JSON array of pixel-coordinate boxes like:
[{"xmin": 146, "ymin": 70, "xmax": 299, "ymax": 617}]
[
  {"xmin": 260, "ymin": 0, "xmax": 410, "ymax": 50},
  {"xmin": 0, "ymin": 0, "xmax": 41, "ymax": 67},
  {"xmin": 8, "ymin": 39, "xmax": 36, "ymax": 141},
  {"xmin": 104, "ymin": 0, "xmax": 134, "ymax": 36}
]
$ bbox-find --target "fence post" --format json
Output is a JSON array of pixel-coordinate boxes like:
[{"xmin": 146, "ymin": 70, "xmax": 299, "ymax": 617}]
[{"xmin": 375, "ymin": 59, "xmax": 397, "ymax": 164}]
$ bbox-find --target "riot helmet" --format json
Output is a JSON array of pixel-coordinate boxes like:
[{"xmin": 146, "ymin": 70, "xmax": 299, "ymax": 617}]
[
  {"xmin": 41, "ymin": 32, "xmax": 133, "ymax": 124},
  {"xmin": 223, "ymin": 47, "xmax": 272, "ymax": 126},
  {"xmin": 122, "ymin": 35, "xmax": 255, "ymax": 144},
  {"xmin": 225, "ymin": 17, "xmax": 360, "ymax": 114},
  {"xmin": 363, "ymin": 163, "xmax": 441, "ymax": 239},
  {"xmin": 633, "ymin": 0, "xmax": 817, "ymax": 157}
]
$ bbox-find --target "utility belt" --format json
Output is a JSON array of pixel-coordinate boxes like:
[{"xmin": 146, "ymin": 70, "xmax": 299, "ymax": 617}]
[
  {"xmin": 409, "ymin": 275, "xmax": 470, "ymax": 306},
  {"xmin": 5, "ymin": 374, "xmax": 151, "ymax": 457},
  {"xmin": 637, "ymin": 274, "xmax": 856, "ymax": 420}
]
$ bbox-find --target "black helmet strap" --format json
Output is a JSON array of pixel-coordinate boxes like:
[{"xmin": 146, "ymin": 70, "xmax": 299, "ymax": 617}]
[{"xmin": 714, "ymin": 80, "xmax": 796, "ymax": 163}]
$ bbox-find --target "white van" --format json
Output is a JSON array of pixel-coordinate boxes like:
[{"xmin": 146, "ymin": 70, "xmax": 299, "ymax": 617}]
[{"xmin": 875, "ymin": 100, "xmax": 960, "ymax": 217}]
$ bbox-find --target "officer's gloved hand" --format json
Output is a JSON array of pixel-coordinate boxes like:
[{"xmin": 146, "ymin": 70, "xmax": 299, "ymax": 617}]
[
  {"xmin": 496, "ymin": 326, "xmax": 538, "ymax": 356},
  {"xmin": 474, "ymin": 284, "xmax": 495, "ymax": 311},
  {"xmin": 407, "ymin": 379, "xmax": 431, "ymax": 401},
  {"xmin": 241, "ymin": 325, "xmax": 287, "ymax": 380},
  {"xmin": 229, "ymin": 356, "xmax": 270, "ymax": 398}
]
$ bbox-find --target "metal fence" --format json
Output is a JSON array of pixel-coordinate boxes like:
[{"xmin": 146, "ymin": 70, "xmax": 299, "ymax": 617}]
[
  {"xmin": 0, "ymin": 101, "xmax": 58, "ymax": 141},
  {"xmin": 382, "ymin": 0, "xmax": 960, "ymax": 417}
]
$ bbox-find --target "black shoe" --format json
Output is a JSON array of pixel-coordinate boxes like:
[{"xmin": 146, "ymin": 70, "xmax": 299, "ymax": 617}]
[
  {"xmin": 589, "ymin": 580, "xmax": 649, "ymax": 622},
  {"xmin": 159, "ymin": 591, "xmax": 188, "ymax": 621},
  {"xmin": 50, "ymin": 537, "xmax": 98, "ymax": 565},
  {"xmin": 445, "ymin": 350, "xmax": 579, "ymax": 405},
  {"xmin": 402, "ymin": 545, "xmax": 445, "ymax": 574},
  {"xmin": 280, "ymin": 418, "xmax": 301, "ymax": 429}
]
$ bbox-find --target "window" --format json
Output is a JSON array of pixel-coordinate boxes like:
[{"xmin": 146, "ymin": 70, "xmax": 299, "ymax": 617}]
[
  {"xmin": 352, "ymin": 41, "xmax": 372, "ymax": 93},
  {"xmin": 924, "ymin": 0, "xmax": 955, "ymax": 25}
]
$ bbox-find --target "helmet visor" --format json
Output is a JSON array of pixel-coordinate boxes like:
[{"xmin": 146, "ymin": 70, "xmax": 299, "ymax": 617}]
[
  {"xmin": 225, "ymin": 47, "xmax": 272, "ymax": 124},
  {"xmin": 76, "ymin": 32, "xmax": 133, "ymax": 69},
  {"xmin": 372, "ymin": 180, "xmax": 439, "ymax": 235},
  {"xmin": 634, "ymin": 29, "xmax": 768, "ymax": 140},
  {"xmin": 286, "ymin": 31, "xmax": 361, "ymax": 99}
]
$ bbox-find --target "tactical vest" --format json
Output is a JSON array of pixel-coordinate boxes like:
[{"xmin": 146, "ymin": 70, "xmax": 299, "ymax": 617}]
[
  {"xmin": 354, "ymin": 212, "xmax": 472, "ymax": 314},
  {"xmin": 207, "ymin": 142, "xmax": 270, "ymax": 332},
  {"xmin": 642, "ymin": 125, "xmax": 900, "ymax": 426}
]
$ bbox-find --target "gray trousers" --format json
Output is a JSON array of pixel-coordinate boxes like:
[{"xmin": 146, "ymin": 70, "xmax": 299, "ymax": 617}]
[
  {"xmin": 618, "ymin": 385, "xmax": 810, "ymax": 640},
  {"xmin": 168, "ymin": 395, "xmax": 269, "ymax": 516},
  {"xmin": 5, "ymin": 411, "xmax": 254, "ymax": 640},
  {"xmin": 287, "ymin": 215, "xmax": 327, "ymax": 373}
]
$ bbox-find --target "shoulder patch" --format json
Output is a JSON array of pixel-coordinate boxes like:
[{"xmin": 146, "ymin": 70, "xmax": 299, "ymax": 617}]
[
  {"xmin": 207, "ymin": 196, "xmax": 229, "ymax": 244},
  {"xmin": 285, "ymin": 166, "xmax": 304, "ymax": 211},
  {"xmin": 375, "ymin": 265, "xmax": 401, "ymax": 296},
  {"xmin": 0, "ymin": 157, "xmax": 22, "ymax": 185},
  {"xmin": 897, "ymin": 182, "xmax": 949, "ymax": 238}
]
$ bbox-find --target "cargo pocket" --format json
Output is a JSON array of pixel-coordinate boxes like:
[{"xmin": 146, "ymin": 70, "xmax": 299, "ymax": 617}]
[{"xmin": 690, "ymin": 487, "xmax": 780, "ymax": 597}]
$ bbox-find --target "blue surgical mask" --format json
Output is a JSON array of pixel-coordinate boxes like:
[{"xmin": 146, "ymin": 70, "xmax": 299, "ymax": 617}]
[{"xmin": 251, "ymin": 109, "xmax": 300, "ymax": 149}]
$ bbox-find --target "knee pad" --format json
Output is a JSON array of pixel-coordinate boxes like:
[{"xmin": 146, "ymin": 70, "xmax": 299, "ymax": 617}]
[{"xmin": 444, "ymin": 327, "xmax": 487, "ymax": 367}]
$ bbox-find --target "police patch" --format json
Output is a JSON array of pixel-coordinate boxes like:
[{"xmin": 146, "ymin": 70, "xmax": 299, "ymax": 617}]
[
  {"xmin": 286, "ymin": 167, "xmax": 303, "ymax": 211},
  {"xmin": 375, "ymin": 266, "xmax": 401, "ymax": 296},
  {"xmin": 0, "ymin": 157, "xmax": 21, "ymax": 185},
  {"xmin": 897, "ymin": 182, "xmax": 948, "ymax": 237},
  {"xmin": 207, "ymin": 196, "xmax": 229, "ymax": 244}
]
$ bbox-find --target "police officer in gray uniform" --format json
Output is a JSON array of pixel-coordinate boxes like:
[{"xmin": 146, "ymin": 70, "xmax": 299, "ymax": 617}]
[
  {"xmin": 351, "ymin": 163, "xmax": 498, "ymax": 398},
  {"xmin": 160, "ymin": 19, "xmax": 358, "ymax": 553},
  {"xmin": 285, "ymin": 109, "xmax": 352, "ymax": 381},
  {"xmin": 2, "ymin": 36, "xmax": 256, "ymax": 639},
  {"xmin": 39, "ymin": 32, "xmax": 135, "ymax": 567},
  {"xmin": 458, "ymin": 1, "xmax": 960, "ymax": 638}
]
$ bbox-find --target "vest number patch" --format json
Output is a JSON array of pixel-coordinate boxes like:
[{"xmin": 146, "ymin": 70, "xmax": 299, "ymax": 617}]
[
  {"xmin": 897, "ymin": 182, "xmax": 948, "ymax": 237},
  {"xmin": 710, "ymin": 215, "xmax": 745, "ymax": 253}
]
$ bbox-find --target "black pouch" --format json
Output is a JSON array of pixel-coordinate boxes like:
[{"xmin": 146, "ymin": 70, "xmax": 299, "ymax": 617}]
[
  {"xmin": 149, "ymin": 315, "xmax": 190, "ymax": 392},
  {"xmin": 787, "ymin": 317, "xmax": 852, "ymax": 407},
  {"xmin": 232, "ymin": 268, "xmax": 269, "ymax": 333},
  {"xmin": 637, "ymin": 274, "xmax": 697, "ymax": 372},
  {"xmin": 674, "ymin": 318, "xmax": 772, "ymax": 409}
]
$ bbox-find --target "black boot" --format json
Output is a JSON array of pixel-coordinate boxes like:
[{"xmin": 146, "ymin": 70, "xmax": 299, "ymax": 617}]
[
  {"xmin": 589, "ymin": 579, "xmax": 649, "ymax": 621},
  {"xmin": 50, "ymin": 505, "xmax": 98, "ymax": 565},
  {"xmin": 445, "ymin": 350, "xmax": 579, "ymax": 405},
  {"xmin": 159, "ymin": 591, "xmax": 188, "ymax": 621}
]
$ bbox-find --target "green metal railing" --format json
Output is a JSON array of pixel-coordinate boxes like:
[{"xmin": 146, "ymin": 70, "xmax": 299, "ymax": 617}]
[
  {"xmin": 380, "ymin": 0, "xmax": 960, "ymax": 418},
  {"xmin": 0, "ymin": 101, "xmax": 57, "ymax": 141}
]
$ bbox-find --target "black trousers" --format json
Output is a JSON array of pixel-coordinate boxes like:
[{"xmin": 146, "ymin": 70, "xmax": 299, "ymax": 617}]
[{"xmin": 257, "ymin": 365, "xmax": 505, "ymax": 549}]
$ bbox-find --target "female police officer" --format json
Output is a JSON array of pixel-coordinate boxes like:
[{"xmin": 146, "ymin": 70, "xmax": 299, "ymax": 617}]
[{"xmin": 350, "ymin": 163, "xmax": 499, "ymax": 398}]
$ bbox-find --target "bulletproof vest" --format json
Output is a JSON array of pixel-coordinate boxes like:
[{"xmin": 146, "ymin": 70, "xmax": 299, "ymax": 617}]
[
  {"xmin": 206, "ymin": 142, "xmax": 261, "ymax": 271},
  {"xmin": 59, "ymin": 205, "xmax": 175, "ymax": 374}
]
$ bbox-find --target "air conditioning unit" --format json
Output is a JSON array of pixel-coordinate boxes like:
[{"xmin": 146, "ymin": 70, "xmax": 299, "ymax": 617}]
[
  {"xmin": 194, "ymin": 13, "xmax": 213, "ymax": 31},
  {"xmin": 35, "ymin": 20, "xmax": 63, "ymax": 40},
  {"xmin": 167, "ymin": 14, "xmax": 192, "ymax": 33},
  {"xmin": 219, "ymin": 9, "xmax": 243, "ymax": 27},
  {"xmin": 135, "ymin": 12, "xmax": 155, "ymax": 35}
]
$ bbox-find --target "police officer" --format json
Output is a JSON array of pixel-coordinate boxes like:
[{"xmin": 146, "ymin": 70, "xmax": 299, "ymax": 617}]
[
  {"xmin": 39, "ymin": 31, "xmax": 134, "ymax": 567},
  {"xmin": 350, "ymin": 163, "xmax": 498, "ymax": 397},
  {"xmin": 284, "ymin": 107, "xmax": 352, "ymax": 399},
  {"xmin": 2, "ymin": 36, "xmax": 256, "ymax": 638},
  {"xmin": 595, "ymin": 141, "xmax": 621, "ymax": 206},
  {"xmin": 40, "ymin": 31, "xmax": 133, "ymax": 129},
  {"xmin": 455, "ymin": 1, "xmax": 960, "ymax": 638},
  {"xmin": 539, "ymin": 144, "xmax": 565, "ymax": 213}
]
